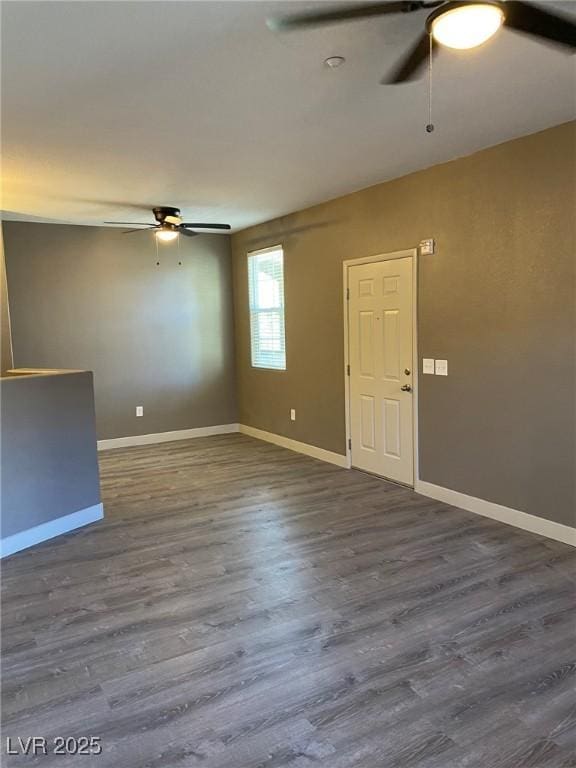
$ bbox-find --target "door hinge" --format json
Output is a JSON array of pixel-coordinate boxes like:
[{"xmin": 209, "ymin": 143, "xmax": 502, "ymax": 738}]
[
  {"xmin": 348, "ymin": 438, "xmax": 352, "ymax": 450},
  {"xmin": 346, "ymin": 287, "xmax": 350, "ymax": 300},
  {"xmin": 346, "ymin": 364, "xmax": 350, "ymax": 376}
]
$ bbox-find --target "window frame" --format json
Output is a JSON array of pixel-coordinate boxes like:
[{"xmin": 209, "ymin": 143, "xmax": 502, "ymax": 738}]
[{"xmin": 247, "ymin": 244, "xmax": 286, "ymax": 371}]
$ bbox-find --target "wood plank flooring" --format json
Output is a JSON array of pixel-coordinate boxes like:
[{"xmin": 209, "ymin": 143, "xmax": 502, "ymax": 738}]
[{"xmin": 2, "ymin": 433, "xmax": 575, "ymax": 767}]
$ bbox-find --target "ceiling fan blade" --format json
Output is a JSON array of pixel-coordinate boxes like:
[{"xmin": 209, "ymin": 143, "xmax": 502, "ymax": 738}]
[
  {"xmin": 503, "ymin": 1, "xmax": 576, "ymax": 49},
  {"xmin": 122, "ymin": 227, "xmax": 156, "ymax": 234},
  {"xmin": 104, "ymin": 221, "xmax": 153, "ymax": 226},
  {"xmin": 181, "ymin": 223, "xmax": 232, "ymax": 230},
  {"xmin": 268, "ymin": 1, "xmax": 418, "ymax": 31},
  {"xmin": 179, "ymin": 228, "xmax": 199, "ymax": 237},
  {"xmin": 381, "ymin": 32, "xmax": 435, "ymax": 83}
]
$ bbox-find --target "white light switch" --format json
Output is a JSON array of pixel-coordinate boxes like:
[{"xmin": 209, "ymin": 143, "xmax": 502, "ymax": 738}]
[
  {"xmin": 136, "ymin": 406, "xmax": 144, "ymax": 417},
  {"xmin": 435, "ymin": 360, "xmax": 448, "ymax": 376},
  {"xmin": 290, "ymin": 409, "xmax": 296, "ymax": 422},
  {"xmin": 423, "ymin": 358, "xmax": 435, "ymax": 375}
]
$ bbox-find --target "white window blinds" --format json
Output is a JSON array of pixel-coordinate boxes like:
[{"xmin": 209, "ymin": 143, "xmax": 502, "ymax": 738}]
[{"xmin": 248, "ymin": 246, "xmax": 286, "ymax": 370}]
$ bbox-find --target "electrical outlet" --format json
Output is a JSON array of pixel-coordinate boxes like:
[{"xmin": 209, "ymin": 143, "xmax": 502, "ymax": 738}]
[
  {"xmin": 290, "ymin": 409, "xmax": 296, "ymax": 422},
  {"xmin": 435, "ymin": 360, "xmax": 448, "ymax": 376},
  {"xmin": 136, "ymin": 406, "xmax": 144, "ymax": 417}
]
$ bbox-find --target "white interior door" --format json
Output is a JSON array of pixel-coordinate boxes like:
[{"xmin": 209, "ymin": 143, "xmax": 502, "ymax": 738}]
[{"xmin": 348, "ymin": 256, "xmax": 414, "ymax": 485}]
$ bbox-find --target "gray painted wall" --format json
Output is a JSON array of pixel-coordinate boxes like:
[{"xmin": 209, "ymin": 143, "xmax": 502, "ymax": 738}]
[
  {"xmin": 1, "ymin": 371, "xmax": 100, "ymax": 537},
  {"xmin": 232, "ymin": 122, "xmax": 576, "ymax": 528},
  {"xmin": 3, "ymin": 222, "xmax": 237, "ymax": 439}
]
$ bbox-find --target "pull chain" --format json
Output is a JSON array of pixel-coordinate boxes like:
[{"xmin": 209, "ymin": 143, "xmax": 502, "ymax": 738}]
[{"xmin": 426, "ymin": 34, "xmax": 434, "ymax": 134}]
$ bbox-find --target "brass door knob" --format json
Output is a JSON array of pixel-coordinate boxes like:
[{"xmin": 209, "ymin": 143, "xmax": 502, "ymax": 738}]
[{"xmin": 400, "ymin": 384, "xmax": 412, "ymax": 392}]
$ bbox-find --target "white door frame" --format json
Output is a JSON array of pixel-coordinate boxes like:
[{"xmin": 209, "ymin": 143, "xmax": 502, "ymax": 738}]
[{"xmin": 343, "ymin": 248, "xmax": 419, "ymax": 485}]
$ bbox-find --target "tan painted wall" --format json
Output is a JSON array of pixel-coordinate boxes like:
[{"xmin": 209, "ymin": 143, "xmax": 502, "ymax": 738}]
[{"xmin": 232, "ymin": 122, "xmax": 576, "ymax": 527}]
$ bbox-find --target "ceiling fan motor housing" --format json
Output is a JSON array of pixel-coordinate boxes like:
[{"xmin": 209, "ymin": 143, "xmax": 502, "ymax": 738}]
[{"xmin": 153, "ymin": 206, "xmax": 181, "ymax": 224}]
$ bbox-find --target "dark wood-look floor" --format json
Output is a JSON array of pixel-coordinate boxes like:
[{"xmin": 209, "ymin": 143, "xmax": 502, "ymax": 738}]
[{"xmin": 2, "ymin": 434, "xmax": 575, "ymax": 767}]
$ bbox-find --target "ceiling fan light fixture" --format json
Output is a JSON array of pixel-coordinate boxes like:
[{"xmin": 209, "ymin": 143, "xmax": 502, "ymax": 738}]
[
  {"xmin": 156, "ymin": 228, "xmax": 179, "ymax": 242},
  {"xmin": 430, "ymin": 3, "xmax": 504, "ymax": 50}
]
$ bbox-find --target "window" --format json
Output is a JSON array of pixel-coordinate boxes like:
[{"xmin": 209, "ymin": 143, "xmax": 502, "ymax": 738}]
[{"xmin": 248, "ymin": 246, "xmax": 286, "ymax": 370}]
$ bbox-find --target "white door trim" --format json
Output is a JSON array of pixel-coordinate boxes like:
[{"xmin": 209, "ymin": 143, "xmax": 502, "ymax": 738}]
[{"xmin": 343, "ymin": 248, "xmax": 419, "ymax": 483}]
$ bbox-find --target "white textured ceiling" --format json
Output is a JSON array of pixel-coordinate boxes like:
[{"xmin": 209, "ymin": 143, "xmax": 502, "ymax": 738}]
[{"xmin": 2, "ymin": 1, "xmax": 575, "ymax": 231}]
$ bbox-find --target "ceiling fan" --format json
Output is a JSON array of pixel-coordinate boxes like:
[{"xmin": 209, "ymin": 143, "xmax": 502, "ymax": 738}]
[
  {"xmin": 105, "ymin": 207, "xmax": 231, "ymax": 241},
  {"xmin": 268, "ymin": 1, "xmax": 576, "ymax": 83}
]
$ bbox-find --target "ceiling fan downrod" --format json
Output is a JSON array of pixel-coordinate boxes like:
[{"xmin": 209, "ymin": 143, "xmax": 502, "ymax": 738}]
[{"xmin": 426, "ymin": 33, "xmax": 434, "ymax": 133}]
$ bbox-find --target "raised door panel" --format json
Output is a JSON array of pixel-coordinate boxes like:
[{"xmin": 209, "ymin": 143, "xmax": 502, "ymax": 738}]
[
  {"xmin": 382, "ymin": 309, "xmax": 400, "ymax": 382},
  {"xmin": 360, "ymin": 396, "xmax": 376, "ymax": 451},
  {"xmin": 383, "ymin": 398, "xmax": 401, "ymax": 458},
  {"xmin": 358, "ymin": 311, "xmax": 375, "ymax": 379}
]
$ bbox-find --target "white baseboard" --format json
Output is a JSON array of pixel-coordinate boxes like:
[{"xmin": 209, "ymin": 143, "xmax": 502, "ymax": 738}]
[
  {"xmin": 239, "ymin": 424, "xmax": 348, "ymax": 468},
  {"xmin": 0, "ymin": 503, "xmax": 104, "ymax": 559},
  {"xmin": 98, "ymin": 423, "xmax": 240, "ymax": 451},
  {"xmin": 415, "ymin": 480, "xmax": 576, "ymax": 547}
]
